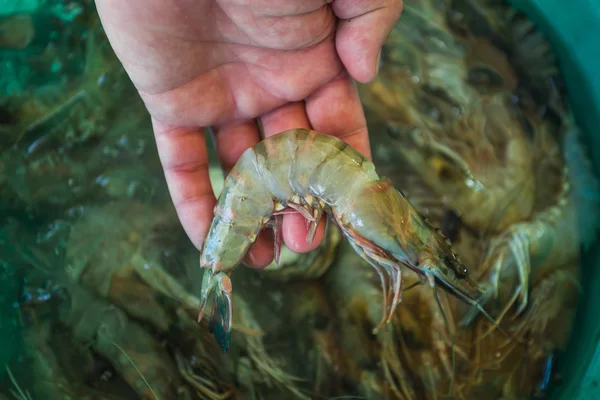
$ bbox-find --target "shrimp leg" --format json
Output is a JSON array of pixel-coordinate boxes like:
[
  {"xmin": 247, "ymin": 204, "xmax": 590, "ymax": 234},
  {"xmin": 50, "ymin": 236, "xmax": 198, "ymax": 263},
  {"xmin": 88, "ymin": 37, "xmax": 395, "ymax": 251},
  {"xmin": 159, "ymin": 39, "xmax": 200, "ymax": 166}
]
[
  {"xmin": 471, "ymin": 120, "xmax": 600, "ymax": 325},
  {"xmin": 267, "ymin": 214, "xmax": 284, "ymax": 265},
  {"xmin": 484, "ymin": 225, "xmax": 533, "ymax": 314},
  {"xmin": 338, "ymin": 221, "xmax": 404, "ymax": 331}
]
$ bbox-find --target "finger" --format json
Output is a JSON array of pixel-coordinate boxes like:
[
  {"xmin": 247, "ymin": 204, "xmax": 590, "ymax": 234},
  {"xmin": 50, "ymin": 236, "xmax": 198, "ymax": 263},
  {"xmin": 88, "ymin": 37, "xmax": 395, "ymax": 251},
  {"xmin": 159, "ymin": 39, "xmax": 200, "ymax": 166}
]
[
  {"xmin": 282, "ymin": 212, "xmax": 327, "ymax": 253},
  {"xmin": 305, "ymin": 71, "xmax": 372, "ymax": 160},
  {"xmin": 244, "ymin": 229, "xmax": 276, "ymax": 269},
  {"xmin": 260, "ymin": 102, "xmax": 326, "ymax": 253},
  {"xmin": 260, "ymin": 101, "xmax": 312, "ymax": 137},
  {"xmin": 213, "ymin": 120, "xmax": 274, "ymax": 268},
  {"xmin": 333, "ymin": 0, "xmax": 403, "ymax": 83},
  {"xmin": 214, "ymin": 120, "xmax": 262, "ymax": 174},
  {"xmin": 152, "ymin": 118, "xmax": 214, "ymax": 251}
]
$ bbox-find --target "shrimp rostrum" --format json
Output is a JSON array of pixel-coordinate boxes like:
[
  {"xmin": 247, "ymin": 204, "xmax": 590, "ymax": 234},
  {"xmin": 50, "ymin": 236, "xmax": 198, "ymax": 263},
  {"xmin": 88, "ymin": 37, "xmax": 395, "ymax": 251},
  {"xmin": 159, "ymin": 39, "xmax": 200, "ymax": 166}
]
[{"xmin": 198, "ymin": 129, "xmax": 487, "ymax": 352}]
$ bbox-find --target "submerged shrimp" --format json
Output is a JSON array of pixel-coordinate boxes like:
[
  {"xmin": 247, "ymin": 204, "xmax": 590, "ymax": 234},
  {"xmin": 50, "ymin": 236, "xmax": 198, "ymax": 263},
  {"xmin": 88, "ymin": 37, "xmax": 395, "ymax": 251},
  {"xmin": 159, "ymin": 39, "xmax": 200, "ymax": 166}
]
[
  {"xmin": 197, "ymin": 128, "xmax": 487, "ymax": 352},
  {"xmin": 386, "ymin": 92, "xmax": 537, "ymax": 233},
  {"xmin": 472, "ymin": 117, "xmax": 600, "ymax": 317},
  {"xmin": 325, "ymin": 240, "xmax": 417, "ymax": 400}
]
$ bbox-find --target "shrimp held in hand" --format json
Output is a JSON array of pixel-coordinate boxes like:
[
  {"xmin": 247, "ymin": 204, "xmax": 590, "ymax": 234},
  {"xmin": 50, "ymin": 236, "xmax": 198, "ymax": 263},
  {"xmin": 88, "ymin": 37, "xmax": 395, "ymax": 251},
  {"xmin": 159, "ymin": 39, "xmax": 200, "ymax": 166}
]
[{"xmin": 197, "ymin": 129, "xmax": 486, "ymax": 352}]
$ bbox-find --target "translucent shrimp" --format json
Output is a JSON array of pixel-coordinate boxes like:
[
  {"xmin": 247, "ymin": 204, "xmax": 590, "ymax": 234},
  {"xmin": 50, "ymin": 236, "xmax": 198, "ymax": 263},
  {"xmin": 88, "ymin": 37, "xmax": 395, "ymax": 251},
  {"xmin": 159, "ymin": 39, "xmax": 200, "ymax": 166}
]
[
  {"xmin": 325, "ymin": 240, "xmax": 417, "ymax": 400},
  {"xmin": 197, "ymin": 129, "xmax": 488, "ymax": 352},
  {"xmin": 473, "ymin": 117, "xmax": 600, "ymax": 317},
  {"xmin": 384, "ymin": 92, "xmax": 537, "ymax": 233}
]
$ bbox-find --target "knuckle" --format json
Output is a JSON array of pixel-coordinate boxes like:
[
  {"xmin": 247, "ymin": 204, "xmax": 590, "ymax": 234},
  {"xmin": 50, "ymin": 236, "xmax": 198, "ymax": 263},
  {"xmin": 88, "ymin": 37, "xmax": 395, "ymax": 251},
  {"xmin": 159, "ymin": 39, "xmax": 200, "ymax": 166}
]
[
  {"xmin": 164, "ymin": 158, "xmax": 209, "ymax": 174},
  {"xmin": 389, "ymin": 0, "xmax": 404, "ymax": 21}
]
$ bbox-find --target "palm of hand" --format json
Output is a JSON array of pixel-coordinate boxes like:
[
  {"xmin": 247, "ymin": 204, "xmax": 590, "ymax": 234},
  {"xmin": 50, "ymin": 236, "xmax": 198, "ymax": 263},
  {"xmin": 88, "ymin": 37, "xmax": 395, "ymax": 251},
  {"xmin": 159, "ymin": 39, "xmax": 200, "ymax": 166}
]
[{"xmin": 98, "ymin": 1, "xmax": 358, "ymax": 126}]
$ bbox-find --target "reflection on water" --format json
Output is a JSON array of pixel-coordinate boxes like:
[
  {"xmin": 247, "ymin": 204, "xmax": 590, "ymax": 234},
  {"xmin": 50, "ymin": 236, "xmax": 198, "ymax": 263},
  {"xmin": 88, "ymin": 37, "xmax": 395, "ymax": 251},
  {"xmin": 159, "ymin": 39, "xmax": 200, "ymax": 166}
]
[{"xmin": 1, "ymin": 0, "xmax": 599, "ymax": 399}]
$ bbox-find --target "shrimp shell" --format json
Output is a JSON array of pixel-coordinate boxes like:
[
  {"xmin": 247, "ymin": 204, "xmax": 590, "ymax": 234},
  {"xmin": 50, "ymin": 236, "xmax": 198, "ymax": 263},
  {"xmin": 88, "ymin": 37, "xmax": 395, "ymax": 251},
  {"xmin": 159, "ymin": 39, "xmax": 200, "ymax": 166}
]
[
  {"xmin": 471, "ymin": 117, "xmax": 600, "ymax": 319},
  {"xmin": 197, "ymin": 129, "xmax": 487, "ymax": 352}
]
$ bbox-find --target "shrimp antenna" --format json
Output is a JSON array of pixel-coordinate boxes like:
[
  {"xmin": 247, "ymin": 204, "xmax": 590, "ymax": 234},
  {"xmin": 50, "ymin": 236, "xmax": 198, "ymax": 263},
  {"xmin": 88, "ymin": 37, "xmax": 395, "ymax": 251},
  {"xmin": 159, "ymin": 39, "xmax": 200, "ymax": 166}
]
[
  {"xmin": 427, "ymin": 267, "xmax": 520, "ymax": 344},
  {"xmin": 109, "ymin": 340, "xmax": 161, "ymax": 400},
  {"xmin": 465, "ymin": 294, "xmax": 525, "ymax": 346},
  {"xmin": 433, "ymin": 284, "xmax": 457, "ymax": 398}
]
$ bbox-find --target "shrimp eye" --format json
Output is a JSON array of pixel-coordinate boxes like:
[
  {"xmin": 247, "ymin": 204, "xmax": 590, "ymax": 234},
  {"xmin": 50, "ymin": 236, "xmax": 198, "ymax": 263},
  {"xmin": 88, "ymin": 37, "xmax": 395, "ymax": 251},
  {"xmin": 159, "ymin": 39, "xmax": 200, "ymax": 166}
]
[
  {"xmin": 443, "ymin": 254, "xmax": 468, "ymax": 279},
  {"xmin": 429, "ymin": 155, "xmax": 463, "ymax": 182},
  {"xmin": 439, "ymin": 165, "xmax": 455, "ymax": 181},
  {"xmin": 467, "ymin": 65, "xmax": 505, "ymax": 88}
]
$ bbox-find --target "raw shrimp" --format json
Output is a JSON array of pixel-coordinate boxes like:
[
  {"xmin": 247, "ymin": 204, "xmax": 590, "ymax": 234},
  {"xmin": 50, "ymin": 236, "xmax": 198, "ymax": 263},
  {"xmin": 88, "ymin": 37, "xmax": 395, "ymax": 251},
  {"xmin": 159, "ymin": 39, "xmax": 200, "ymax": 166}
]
[
  {"xmin": 473, "ymin": 117, "xmax": 600, "ymax": 317},
  {"xmin": 197, "ymin": 128, "xmax": 487, "ymax": 353},
  {"xmin": 325, "ymin": 240, "xmax": 417, "ymax": 400},
  {"xmin": 327, "ymin": 240, "xmax": 466, "ymax": 400},
  {"xmin": 385, "ymin": 0, "xmax": 477, "ymax": 105},
  {"xmin": 208, "ymin": 155, "xmax": 342, "ymax": 283},
  {"xmin": 65, "ymin": 201, "xmax": 304, "ymax": 398},
  {"xmin": 62, "ymin": 282, "xmax": 186, "ymax": 399},
  {"xmin": 228, "ymin": 292, "xmax": 310, "ymax": 400},
  {"xmin": 450, "ymin": 0, "xmax": 566, "ymax": 117},
  {"xmin": 281, "ymin": 282, "xmax": 342, "ymax": 397},
  {"xmin": 361, "ymin": 2, "xmax": 473, "ymax": 128},
  {"xmin": 457, "ymin": 261, "xmax": 580, "ymax": 399},
  {"xmin": 384, "ymin": 92, "xmax": 537, "ymax": 233}
]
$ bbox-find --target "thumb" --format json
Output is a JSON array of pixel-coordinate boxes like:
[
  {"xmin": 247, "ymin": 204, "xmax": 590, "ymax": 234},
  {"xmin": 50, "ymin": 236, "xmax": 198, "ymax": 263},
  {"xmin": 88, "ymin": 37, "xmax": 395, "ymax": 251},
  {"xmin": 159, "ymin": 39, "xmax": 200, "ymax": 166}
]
[{"xmin": 332, "ymin": 0, "xmax": 403, "ymax": 83}]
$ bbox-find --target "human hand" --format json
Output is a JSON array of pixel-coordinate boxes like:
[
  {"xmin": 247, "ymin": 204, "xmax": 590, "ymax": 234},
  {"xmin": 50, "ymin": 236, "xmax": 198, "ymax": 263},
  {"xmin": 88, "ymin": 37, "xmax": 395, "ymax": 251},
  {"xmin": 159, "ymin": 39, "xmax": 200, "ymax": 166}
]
[{"xmin": 95, "ymin": 0, "xmax": 403, "ymax": 268}]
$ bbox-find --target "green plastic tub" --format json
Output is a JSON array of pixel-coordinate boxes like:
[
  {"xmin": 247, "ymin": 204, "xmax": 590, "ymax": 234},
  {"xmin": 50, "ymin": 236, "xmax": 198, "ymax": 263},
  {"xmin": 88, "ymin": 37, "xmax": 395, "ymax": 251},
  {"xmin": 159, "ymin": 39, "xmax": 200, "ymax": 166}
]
[{"xmin": 506, "ymin": 0, "xmax": 600, "ymax": 398}]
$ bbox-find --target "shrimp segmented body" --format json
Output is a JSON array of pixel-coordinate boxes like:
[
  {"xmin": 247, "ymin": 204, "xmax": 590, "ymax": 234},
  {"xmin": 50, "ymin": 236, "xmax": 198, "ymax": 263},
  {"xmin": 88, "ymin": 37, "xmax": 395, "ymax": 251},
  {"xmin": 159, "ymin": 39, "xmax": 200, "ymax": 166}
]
[
  {"xmin": 475, "ymin": 117, "xmax": 600, "ymax": 317},
  {"xmin": 383, "ymin": 92, "xmax": 537, "ymax": 233},
  {"xmin": 198, "ymin": 129, "xmax": 485, "ymax": 352}
]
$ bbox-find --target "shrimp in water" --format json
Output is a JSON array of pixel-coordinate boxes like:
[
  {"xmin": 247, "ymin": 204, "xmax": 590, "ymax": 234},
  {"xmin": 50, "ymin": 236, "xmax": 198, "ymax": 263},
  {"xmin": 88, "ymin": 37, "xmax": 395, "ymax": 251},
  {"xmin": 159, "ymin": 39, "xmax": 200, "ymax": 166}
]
[
  {"xmin": 197, "ymin": 129, "xmax": 487, "ymax": 352},
  {"xmin": 474, "ymin": 116, "xmax": 600, "ymax": 317},
  {"xmin": 383, "ymin": 92, "xmax": 537, "ymax": 233}
]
